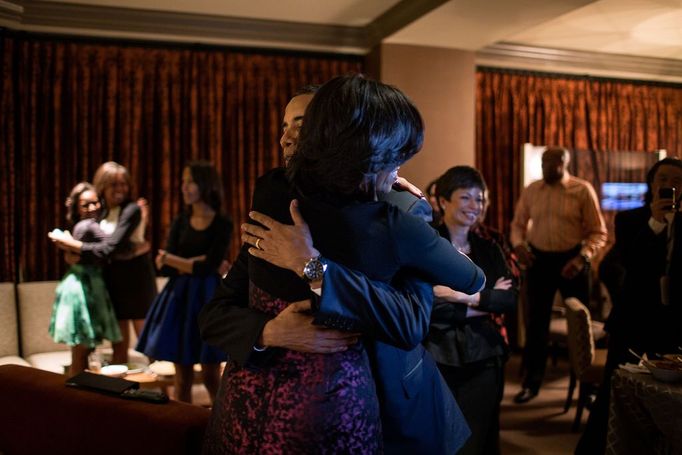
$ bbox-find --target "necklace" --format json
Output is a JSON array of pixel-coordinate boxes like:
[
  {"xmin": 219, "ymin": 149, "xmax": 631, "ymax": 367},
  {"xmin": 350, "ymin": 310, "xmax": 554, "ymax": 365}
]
[{"xmin": 451, "ymin": 238, "xmax": 471, "ymax": 254}]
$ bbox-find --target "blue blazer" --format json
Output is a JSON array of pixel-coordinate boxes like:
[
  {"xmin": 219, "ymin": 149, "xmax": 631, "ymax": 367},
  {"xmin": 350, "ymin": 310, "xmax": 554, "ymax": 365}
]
[
  {"xmin": 318, "ymin": 263, "xmax": 472, "ymax": 454},
  {"xmin": 314, "ymin": 189, "xmax": 476, "ymax": 454}
]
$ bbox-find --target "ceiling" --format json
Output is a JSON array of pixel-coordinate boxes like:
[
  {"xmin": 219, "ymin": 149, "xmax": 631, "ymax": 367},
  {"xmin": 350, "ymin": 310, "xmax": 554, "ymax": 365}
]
[{"xmin": 2, "ymin": 0, "xmax": 682, "ymax": 80}]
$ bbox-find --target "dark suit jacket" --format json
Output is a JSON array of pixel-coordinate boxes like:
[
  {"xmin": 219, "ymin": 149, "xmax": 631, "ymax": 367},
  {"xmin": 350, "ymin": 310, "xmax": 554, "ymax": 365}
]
[
  {"xmin": 200, "ymin": 169, "xmax": 485, "ymax": 454},
  {"xmin": 600, "ymin": 207, "xmax": 682, "ymax": 357}
]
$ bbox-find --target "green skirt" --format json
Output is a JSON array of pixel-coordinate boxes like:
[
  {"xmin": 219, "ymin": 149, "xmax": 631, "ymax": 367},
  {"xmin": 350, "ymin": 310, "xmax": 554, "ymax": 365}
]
[{"xmin": 49, "ymin": 264, "xmax": 122, "ymax": 348}]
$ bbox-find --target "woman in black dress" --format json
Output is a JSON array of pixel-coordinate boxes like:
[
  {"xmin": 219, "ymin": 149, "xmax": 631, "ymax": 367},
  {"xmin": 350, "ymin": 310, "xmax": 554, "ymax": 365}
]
[
  {"xmin": 424, "ymin": 166, "xmax": 518, "ymax": 455},
  {"xmin": 137, "ymin": 161, "xmax": 232, "ymax": 403}
]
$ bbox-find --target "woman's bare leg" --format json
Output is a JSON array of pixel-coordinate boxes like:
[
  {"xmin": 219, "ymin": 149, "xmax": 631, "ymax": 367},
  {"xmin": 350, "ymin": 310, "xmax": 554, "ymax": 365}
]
[
  {"xmin": 132, "ymin": 318, "xmax": 145, "ymax": 337},
  {"xmin": 174, "ymin": 364, "xmax": 194, "ymax": 403},
  {"xmin": 201, "ymin": 363, "xmax": 222, "ymax": 403},
  {"xmin": 69, "ymin": 345, "xmax": 92, "ymax": 376}
]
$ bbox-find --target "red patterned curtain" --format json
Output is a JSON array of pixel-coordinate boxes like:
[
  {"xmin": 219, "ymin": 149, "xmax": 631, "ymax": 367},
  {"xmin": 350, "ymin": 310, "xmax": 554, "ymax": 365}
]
[
  {"xmin": 0, "ymin": 31, "xmax": 362, "ymax": 282},
  {"xmin": 476, "ymin": 68, "xmax": 682, "ymax": 239}
]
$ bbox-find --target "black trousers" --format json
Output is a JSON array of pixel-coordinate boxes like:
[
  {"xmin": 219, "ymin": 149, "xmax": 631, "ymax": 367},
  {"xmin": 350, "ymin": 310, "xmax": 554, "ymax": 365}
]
[
  {"xmin": 522, "ymin": 245, "xmax": 590, "ymax": 391},
  {"xmin": 438, "ymin": 357, "xmax": 505, "ymax": 455}
]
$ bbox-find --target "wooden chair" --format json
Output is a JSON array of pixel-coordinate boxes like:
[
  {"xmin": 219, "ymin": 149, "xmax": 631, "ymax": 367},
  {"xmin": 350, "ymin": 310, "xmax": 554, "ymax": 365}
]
[{"xmin": 563, "ymin": 297, "xmax": 608, "ymax": 432}]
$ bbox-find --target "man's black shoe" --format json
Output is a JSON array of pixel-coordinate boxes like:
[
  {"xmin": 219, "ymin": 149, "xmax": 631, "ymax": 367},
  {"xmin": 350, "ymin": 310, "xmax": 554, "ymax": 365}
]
[{"xmin": 513, "ymin": 388, "xmax": 538, "ymax": 404}]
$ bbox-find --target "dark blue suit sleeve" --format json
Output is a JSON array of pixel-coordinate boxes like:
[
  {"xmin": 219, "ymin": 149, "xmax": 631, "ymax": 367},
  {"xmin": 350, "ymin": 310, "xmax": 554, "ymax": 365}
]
[
  {"xmin": 316, "ymin": 261, "xmax": 433, "ymax": 349},
  {"xmin": 390, "ymin": 209, "xmax": 486, "ymax": 294}
]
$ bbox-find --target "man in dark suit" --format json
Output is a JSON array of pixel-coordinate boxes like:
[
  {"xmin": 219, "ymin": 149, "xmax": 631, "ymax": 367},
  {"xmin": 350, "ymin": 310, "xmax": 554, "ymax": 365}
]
[
  {"xmin": 576, "ymin": 157, "xmax": 682, "ymax": 454},
  {"xmin": 200, "ymin": 89, "xmax": 479, "ymax": 453}
]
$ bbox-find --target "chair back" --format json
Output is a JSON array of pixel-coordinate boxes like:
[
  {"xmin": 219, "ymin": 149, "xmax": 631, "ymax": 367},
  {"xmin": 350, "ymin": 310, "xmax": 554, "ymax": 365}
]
[{"xmin": 564, "ymin": 297, "xmax": 595, "ymax": 379}]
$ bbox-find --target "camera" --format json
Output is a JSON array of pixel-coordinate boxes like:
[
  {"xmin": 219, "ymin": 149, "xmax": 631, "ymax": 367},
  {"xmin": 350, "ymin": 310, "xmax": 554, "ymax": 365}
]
[{"xmin": 658, "ymin": 187, "xmax": 676, "ymax": 210}]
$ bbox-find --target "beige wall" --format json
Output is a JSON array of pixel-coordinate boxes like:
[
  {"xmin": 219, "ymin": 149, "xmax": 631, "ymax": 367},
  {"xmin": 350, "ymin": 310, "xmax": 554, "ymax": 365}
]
[{"xmin": 373, "ymin": 43, "xmax": 476, "ymax": 191}]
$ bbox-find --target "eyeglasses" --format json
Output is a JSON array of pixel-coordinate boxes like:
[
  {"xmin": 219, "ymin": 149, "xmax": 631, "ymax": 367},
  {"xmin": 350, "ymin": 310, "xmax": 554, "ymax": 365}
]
[{"xmin": 79, "ymin": 201, "xmax": 100, "ymax": 209}]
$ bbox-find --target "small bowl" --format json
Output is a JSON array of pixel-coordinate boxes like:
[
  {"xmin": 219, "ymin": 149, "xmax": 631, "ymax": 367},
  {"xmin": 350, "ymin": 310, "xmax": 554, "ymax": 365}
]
[
  {"xmin": 100, "ymin": 364, "xmax": 129, "ymax": 378},
  {"xmin": 646, "ymin": 360, "xmax": 682, "ymax": 383},
  {"xmin": 125, "ymin": 363, "xmax": 146, "ymax": 374}
]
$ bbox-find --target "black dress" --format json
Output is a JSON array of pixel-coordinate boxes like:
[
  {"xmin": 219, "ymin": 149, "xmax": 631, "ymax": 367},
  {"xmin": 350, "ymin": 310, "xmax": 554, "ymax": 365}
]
[
  {"xmin": 80, "ymin": 201, "xmax": 157, "ymax": 320},
  {"xmin": 136, "ymin": 212, "xmax": 232, "ymax": 364}
]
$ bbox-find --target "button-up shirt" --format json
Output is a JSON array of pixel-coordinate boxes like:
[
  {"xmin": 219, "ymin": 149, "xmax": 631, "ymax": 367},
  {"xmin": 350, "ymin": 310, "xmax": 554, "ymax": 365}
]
[{"xmin": 510, "ymin": 173, "xmax": 607, "ymax": 259}]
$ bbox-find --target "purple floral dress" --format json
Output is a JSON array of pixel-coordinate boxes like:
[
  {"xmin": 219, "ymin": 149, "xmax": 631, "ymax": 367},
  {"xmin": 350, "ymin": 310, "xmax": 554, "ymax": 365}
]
[{"xmin": 203, "ymin": 285, "xmax": 382, "ymax": 455}]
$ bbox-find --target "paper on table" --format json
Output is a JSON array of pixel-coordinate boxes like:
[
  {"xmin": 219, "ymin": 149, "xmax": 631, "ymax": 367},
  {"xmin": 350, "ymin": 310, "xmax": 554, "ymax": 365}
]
[{"xmin": 619, "ymin": 362, "xmax": 651, "ymax": 374}]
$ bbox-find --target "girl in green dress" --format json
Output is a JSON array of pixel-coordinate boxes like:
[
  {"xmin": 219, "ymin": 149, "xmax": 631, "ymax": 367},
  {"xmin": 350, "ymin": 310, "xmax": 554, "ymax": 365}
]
[{"xmin": 48, "ymin": 182, "xmax": 121, "ymax": 375}]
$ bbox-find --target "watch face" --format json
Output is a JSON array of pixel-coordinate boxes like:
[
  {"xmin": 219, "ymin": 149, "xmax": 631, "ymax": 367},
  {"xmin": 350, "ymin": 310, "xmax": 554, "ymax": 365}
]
[{"xmin": 304, "ymin": 257, "xmax": 325, "ymax": 281}]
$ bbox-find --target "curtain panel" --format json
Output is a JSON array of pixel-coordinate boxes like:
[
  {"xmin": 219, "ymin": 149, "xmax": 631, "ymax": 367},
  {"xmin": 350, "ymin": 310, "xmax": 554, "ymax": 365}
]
[
  {"xmin": 0, "ymin": 31, "xmax": 362, "ymax": 282},
  {"xmin": 476, "ymin": 68, "xmax": 682, "ymax": 237}
]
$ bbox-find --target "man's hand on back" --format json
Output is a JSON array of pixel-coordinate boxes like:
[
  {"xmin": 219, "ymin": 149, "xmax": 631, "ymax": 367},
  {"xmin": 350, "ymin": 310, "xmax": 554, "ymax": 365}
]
[
  {"xmin": 242, "ymin": 199, "xmax": 319, "ymax": 275},
  {"xmin": 260, "ymin": 300, "xmax": 359, "ymax": 353}
]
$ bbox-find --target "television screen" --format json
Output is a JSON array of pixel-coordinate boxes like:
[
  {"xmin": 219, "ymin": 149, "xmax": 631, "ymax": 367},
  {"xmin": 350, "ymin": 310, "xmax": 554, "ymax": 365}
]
[{"xmin": 601, "ymin": 182, "xmax": 647, "ymax": 211}]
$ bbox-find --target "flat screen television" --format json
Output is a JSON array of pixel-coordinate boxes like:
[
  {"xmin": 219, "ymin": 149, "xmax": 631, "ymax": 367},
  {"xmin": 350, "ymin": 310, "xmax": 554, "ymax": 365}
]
[{"xmin": 601, "ymin": 182, "xmax": 647, "ymax": 211}]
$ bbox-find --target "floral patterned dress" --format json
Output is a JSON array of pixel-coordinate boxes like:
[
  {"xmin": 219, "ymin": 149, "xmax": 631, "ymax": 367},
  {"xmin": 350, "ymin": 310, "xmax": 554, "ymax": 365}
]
[{"xmin": 203, "ymin": 285, "xmax": 381, "ymax": 455}]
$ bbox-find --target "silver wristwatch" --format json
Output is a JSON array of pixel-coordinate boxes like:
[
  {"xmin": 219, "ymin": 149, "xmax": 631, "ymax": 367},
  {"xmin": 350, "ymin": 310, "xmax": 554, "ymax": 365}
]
[{"xmin": 302, "ymin": 256, "xmax": 327, "ymax": 283}]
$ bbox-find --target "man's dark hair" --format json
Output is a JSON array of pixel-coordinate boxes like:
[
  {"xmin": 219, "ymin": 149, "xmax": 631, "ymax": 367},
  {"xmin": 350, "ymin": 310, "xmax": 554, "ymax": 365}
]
[
  {"xmin": 645, "ymin": 157, "xmax": 682, "ymax": 203},
  {"xmin": 186, "ymin": 160, "xmax": 224, "ymax": 213},
  {"xmin": 293, "ymin": 85, "xmax": 320, "ymax": 97},
  {"xmin": 287, "ymin": 74, "xmax": 423, "ymax": 197},
  {"xmin": 435, "ymin": 166, "xmax": 487, "ymax": 203}
]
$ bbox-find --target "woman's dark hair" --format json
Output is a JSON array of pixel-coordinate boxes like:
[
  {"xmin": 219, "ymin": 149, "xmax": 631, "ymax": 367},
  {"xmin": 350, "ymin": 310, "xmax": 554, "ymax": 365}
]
[
  {"xmin": 435, "ymin": 166, "xmax": 487, "ymax": 204},
  {"xmin": 287, "ymin": 74, "xmax": 424, "ymax": 197},
  {"xmin": 426, "ymin": 179, "xmax": 438, "ymax": 198},
  {"xmin": 65, "ymin": 182, "xmax": 96, "ymax": 227},
  {"xmin": 186, "ymin": 160, "xmax": 224, "ymax": 213},
  {"xmin": 644, "ymin": 157, "xmax": 682, "ymax": 203}
]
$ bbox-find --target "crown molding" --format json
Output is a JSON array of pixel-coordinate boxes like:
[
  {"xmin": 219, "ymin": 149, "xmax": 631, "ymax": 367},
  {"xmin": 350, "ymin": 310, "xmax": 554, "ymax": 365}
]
[
  {"xmin": 1, "ymin": 0, "xmax": 448, "ymax": 54},
  {"xmin": 477, "ymin": 42, "xmax": 682, "ymax": 83},
  {"xmin": 7, "ymin": 0, "xmax": 369, "ymax": 53},
  {"xmin": 0, "ymin": 0, "xmax": 22, "ymax": 24}
]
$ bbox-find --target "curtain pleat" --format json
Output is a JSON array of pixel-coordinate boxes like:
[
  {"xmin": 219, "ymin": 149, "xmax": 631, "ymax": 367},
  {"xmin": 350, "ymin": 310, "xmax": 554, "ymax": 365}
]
[
  {"xmin": 476, "ymin": 69, "xmax": 682, "ymax": 242},
  {"xmin": 0, "ymin": 33, "xmax": 361, "ymax": 282}
]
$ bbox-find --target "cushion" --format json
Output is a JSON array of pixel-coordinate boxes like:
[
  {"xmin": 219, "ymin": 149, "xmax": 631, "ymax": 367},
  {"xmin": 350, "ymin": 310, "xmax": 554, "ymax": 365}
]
[
  {"xmin": 0, "ymin": 282, "xmax": 19, "ymax": 358},
  {"xmin": 0, "ymin": 355, "xmax": 31, "ymax": 367},
  {"xmin": 17, "ymin": 281, "xmax": 69, "ymax": 357}
]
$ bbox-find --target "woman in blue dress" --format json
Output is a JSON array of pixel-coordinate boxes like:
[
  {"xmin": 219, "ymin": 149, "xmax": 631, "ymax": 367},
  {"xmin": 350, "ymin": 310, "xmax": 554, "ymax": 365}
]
[
  {"xmin": 137, "ymin": 161, "xmax": 232, "ymax": 403},
  {"xmin": 48, "ymin": 182, "xmax": 121, "ymax": 375}
]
